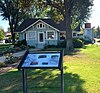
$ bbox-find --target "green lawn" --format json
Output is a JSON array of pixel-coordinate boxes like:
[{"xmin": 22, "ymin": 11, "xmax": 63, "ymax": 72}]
[{"xmin": 0, "ymin": 44, "xmax": 100, "ymax": 93}]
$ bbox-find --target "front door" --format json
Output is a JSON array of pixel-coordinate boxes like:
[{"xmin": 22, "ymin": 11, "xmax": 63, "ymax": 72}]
[{"xmin": 38, "ymin": 32, "xmax": 45, "ymax": 43}]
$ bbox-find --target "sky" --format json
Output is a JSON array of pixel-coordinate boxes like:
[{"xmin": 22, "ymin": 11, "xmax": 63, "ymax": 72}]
[
  {"xmin": 0, "ymin": 0, "xmax": 100, "ymax": 32},
  {"xmin": 88, "ymin": 0, "xmax": 100, "ymax": 27}
]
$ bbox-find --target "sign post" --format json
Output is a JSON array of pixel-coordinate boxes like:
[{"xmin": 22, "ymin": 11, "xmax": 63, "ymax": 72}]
[
  {"xmin": 22, "ymin": 69, "xmax": 27, "ymax": 93},
  {"xmin": 61, "ymin": 64, "xmax": 64, "ymax": 93},
  {"xmin": 18, "ymin": 50, "xmax": 64, "ymax": 93}
]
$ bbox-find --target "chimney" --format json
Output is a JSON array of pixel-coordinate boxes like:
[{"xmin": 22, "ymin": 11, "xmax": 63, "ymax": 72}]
[{"xmin": 85, "ymin": 23, "xmax": 91, "ymax": 28}]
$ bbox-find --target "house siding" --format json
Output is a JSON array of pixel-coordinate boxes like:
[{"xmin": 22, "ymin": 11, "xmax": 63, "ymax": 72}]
[
  {"xmin": 19, "ymin": 33, "xmax": 25, "ymax": 41},
  {"xmin": 45, "ymin": 40, "xmax": 58, "ymax": 45},
  {"xmin": 27, "ymin": 40, "xmax": 37, "ymax": 47}
]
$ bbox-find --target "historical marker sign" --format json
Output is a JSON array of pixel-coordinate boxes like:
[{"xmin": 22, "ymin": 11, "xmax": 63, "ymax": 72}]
[{"xmin": 18, "ymin": 50, "xmax": 63, "ymax": 70}]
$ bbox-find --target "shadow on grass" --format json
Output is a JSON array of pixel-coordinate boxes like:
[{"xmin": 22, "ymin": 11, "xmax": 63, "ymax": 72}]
[
  {"xmin": 0, "ymin": 69, "xmax": 87, "ymax": 93},
  {"xmin": 41, "ymin": 48, "xmax": 81, "ymax": 56}
]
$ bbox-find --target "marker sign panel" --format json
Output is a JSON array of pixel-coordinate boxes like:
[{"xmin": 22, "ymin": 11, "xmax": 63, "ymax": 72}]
[
  {"xmin": 18, "ymin": 51, "xmax": 63, "ymax": 69},
  {"xmin": 22, "ymin": 53, "xmax": 60, "ymax": 68}
]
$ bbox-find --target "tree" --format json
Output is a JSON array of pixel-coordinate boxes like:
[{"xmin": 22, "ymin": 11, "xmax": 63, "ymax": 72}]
[
  {"xmin": 0, "ymin": 27, "xmax": 5, "ymax": 40},
  {"xmin": 97, "ymin": 26, "xmax": 100, "ymax": 38},
  {"xmin": 19, "ymin": 0, "xmax": 49, "ymax": 18},
  {"xmin": 0, "ymin": 0, "xmax": 30, "ymax": 44},
  {"xmin": 19, "ymin": 0, "xmax": 93, "ymax": 51}
]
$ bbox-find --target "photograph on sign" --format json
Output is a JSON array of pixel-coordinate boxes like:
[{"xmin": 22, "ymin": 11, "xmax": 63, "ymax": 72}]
[{"xmin": 22, "ymin": 53, "xmax": 60, "ymax": 68}]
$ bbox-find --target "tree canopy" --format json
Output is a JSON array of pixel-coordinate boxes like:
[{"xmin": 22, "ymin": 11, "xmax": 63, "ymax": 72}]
[{"xmin": 0, "ymin": 0, "xmax": 30, "ymax": 44}]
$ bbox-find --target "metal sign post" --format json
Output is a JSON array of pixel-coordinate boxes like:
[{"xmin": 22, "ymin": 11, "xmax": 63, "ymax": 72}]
[
  {"xmin": 22, "ymin": 69, "xmax": 27, "ymax": 93},
  {"xmin": 61, "ymin": 63, "xmax": 64, "ymax": 93}
]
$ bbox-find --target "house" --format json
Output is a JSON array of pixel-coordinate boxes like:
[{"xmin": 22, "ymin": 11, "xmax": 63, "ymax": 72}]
[{"xmin": 15, "ymin": 19, "xmax": 80, "ymax": 48}]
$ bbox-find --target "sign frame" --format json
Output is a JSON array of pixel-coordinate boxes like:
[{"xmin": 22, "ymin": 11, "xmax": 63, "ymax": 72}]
[{"xmin": 18, "ymin": 50, "xmax": 63, "ymax": 70}]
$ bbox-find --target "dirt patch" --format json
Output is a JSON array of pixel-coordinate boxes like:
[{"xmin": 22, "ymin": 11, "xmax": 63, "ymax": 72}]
[
  {"xmin": 63, "ymin": 52, "xmax": 86, "ymax": 62},
  {"xmin": 0, "ymin": 62, "xmax": 19, "ymax": 74}
]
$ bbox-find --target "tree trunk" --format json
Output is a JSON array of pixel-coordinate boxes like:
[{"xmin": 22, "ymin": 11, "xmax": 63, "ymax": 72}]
[
  {"xmin": 9, "ymin": 22, "xmax": 15, "ymax": 44},
  {"xmin": 64, "ymin": 0, "xmax": 74, "ymax": 52},
  {"xmin": 65, "ymin": 14, "xmax": 74, "ymax": 51},
  {"xmin": 11, "ymin": 28, "xmax": 15, "ymax": 44},
  {"xmin": 8, "ymin": 16, "xmax": 16, "ymax": 44}
]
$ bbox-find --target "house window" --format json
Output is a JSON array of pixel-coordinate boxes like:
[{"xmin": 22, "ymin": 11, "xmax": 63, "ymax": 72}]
[
  {"xmin": 77, "ymin": 34, "xmax": 80, "ymax": 36},
  {"xmin": 47, "ymin": 31, "xmax": 55, "ymax": 40},
  {"xmin": 37, "ymin": 23, "xmax": 45, "ymax": 29},
  {"xmin": 73, "ymin": 32, "xmax": 76, "ymax": 37},
  {"xmin": 28, "ymin": 31, "xmax": 36, "ymax": 40},
  {"xmin": 60, "ymin": 33, "xmax": 65, "ymax": 40}
]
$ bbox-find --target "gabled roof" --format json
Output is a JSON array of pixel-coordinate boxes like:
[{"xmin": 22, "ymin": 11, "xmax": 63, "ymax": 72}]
[{"xmin": 15, "ymin": 18, "xmax": 80, "ymax": 32}]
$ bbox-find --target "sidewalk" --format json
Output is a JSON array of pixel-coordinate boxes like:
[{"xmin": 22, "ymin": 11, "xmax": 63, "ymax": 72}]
[
  {"xmin": 94, "ymin": 38, "xmax": 100, "ymax": 45},
  {"xmin": 0, "ymin": 49, "xmax": 40, "ymax": 62},
  {"xmin": 0, "ymin": 50, "xmax": 26, "ymax": 62}
]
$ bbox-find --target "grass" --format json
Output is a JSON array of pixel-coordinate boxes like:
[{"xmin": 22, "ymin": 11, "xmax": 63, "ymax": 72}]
[
  {"xmin": 0, "ymin": 44, "xmax": 100, "ymax": 93},
  {"xmin": 63, "ymin": 44, "xmax": 100, "ymax": 93}
]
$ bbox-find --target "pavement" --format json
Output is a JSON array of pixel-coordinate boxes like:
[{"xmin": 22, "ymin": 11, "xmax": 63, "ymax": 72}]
[
  {"xmin": 0, "ymin": 50, "xmax": 26, "ymax": 62},
  {"xmin": 94, "ymin": 38, "xmax": 100, "ymax": 45},
  {"xmin": 94, "ymin": 42, "xmax": 100, "ymax": 45}
]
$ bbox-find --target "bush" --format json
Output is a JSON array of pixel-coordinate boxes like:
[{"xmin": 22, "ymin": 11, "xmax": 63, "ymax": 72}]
[
  {"xmin": 58, "ymin": 40, "xmax": 66, "ymax": 48},
  {"xmin": 14, "ymin": 39, "xmax": 27, "ymax": 50},
  {"xmin": 21, "ymin": 39, "xmax": 27, "ymax": 46},
  {"xmin": 58, "ymin": 38, "xmax": 83, "ymax": 48},
  {"xmin": 73, "ymin": 38, "xmax": 84, "ymax": 48},
  {"xmin": 15, "ymin": 39, "xmax": 27, "ymax": 47},
  {"xmin": 84, "ymin": 40, "xmax": 92, "ymax": 44},
  {"xmin": 0, "ymin": 62, "xmax": 7, "ymax": 68},
  {"xmin": 14, "ymin": 41, "xmax": 21, "ymax": 47},
  {"xmin": 97, "ymin": 40, "xmax": 100, "ymax": 42},
  {"xmin": 28, "ymin": 45, "xmax": 35, "ymax": 48},
  {"xmin": 44, "ymin": 45, "xmax": 58, "ymax": 49},
  {"xmin": 5, "ymin": 55, "xmax": 22, "ymax": 64}
]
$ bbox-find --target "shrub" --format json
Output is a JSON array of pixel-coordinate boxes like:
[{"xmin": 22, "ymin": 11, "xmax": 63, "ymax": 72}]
[
  {"xmin": 97, "ymin": 40, "xmax": 100, "ymax": 42},
  {"xmin": 73, "ymin": 38, "xmax": 84, "ymax": 48},
  {"xmin": 28, "ymin": 45, "xmax": 35, "ymax": 48},
  {"xmin": 58, "ymin": 40, "xmax": 66, "ymax": 48},
  {"xmin": 15, "ymin": 39, "xmax": 27, "ymax": 47},
  {"xmin": 5, "ymin": 55, "xmax": 22, "ymax": 64},
  {"xmin": 84, "ymin": 40, "xmax": 92, "ymax": 44},
  {"xmin": 58, "ymin": 39, "xmax": 83, "ymax": 48},
  {"xmin": 44, "ymin": 45, "xmax": 58, "ymax": 49},
  {"xmin": 14, "ymin": 39, "xmax": 27, "ymax": 50},
  {"xmin": 21, "ymin": 39, "xmax": 27, "ymax": 46},
  {"xmin": 0, "ymin": 62, "xmax": 7, "ymax": 68},
  {"xmin": 14, "ymin": 41, "xmax": 21, "ymax": 47}
]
